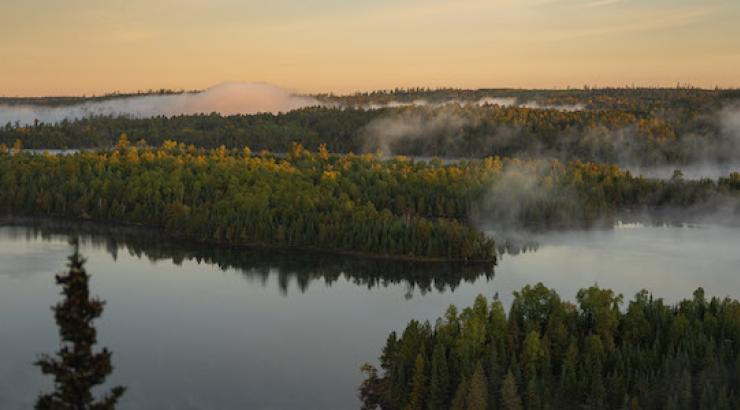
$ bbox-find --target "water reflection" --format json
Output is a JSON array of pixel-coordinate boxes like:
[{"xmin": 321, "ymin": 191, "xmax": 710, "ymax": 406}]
[
  {"xmin": 3, "ymin": 219, "xmax": 495, "ymax": 298},
  {"xmin": 2, "ymin": 218, "xmax": 739, "ymax": 409}
]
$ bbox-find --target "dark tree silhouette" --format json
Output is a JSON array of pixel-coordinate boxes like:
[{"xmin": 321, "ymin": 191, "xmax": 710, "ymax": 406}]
[{"xmin": 35, "ymin": 240, "xmax": 125, "ymax": 410}]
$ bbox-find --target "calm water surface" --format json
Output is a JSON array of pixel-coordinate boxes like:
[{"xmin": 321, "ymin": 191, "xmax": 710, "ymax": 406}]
[{"xmin": 0, "ymin": 222, "xmax": 738, "ymax": 409}]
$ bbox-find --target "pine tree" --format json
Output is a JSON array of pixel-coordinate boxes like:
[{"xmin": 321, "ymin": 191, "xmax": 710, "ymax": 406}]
[
  {"xmin": 585, "ymin": 361, "xmax": 605, "ymax": 410},
  {"xmin": 427, "ymin": 343, "xmax": 449, "ymax": 410},
  {"xmin": 558, "ymin": 341, "xmax": 579, "ymax": 407},
  {"xmin": 525, "ymin": 377, "xmax": 541, "ymax": 410},
  {"xmin": 487, "ymin": 344, "xmax": 503, "ymax": 407},
  {"xmin": 450, "ymin": 379, "xmax": 468, "ymax": 410},
  {"xmin": 381, "ymin": 332, "xmax": 399, "ymax": 371},
  {"xmin": 466, "ymin": 362, "xmax": 488, "ymax": 410},
  {"xmin": 677, "ymin": 368, "xmax": 692, "ymax": 409},
  {"xmin": 500, "ymin": 370, "xmax": 523, "ymax": 410},
  {"xmin": 405, "ymin": 354, "xmax": 427, "ymax": 410},
  {"xmin": 34, "ymin": 242, "xmax": 126, "ymax": 410}
]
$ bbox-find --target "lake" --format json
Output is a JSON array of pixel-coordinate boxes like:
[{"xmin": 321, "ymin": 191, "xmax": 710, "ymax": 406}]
[{"xmin": 1, "ymin": 221, "xmax": 738, "ymax": 409}]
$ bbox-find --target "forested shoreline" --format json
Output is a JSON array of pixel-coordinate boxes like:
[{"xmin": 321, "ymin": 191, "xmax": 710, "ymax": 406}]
[
  {"xmin": 0, "ymin": 140, "xmax": 496, "ymax": 261},
  {"xmin": 1, "ymin": 139, "xmax": 738, "ymax": 261},
  {"xmin": 360, "ymin": 285, "xmax": 740, "ymax": 409}
]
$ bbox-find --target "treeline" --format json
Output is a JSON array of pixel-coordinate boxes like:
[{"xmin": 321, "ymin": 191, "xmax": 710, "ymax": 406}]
[
  {"xmin": 468, "ymin": 159, "xmax": 740, "ymax": 230},
  {"xmin": 0, "ymin": 140, "xmax": 495, "ymax": 261},
  {"xmin": 320, "ymin": 86, "xmax": 740, "ymax": 113},
  {"xmin": 2, "ymin": 87, "xmax": 739, "ymax": 164},
  {"xmin": 0, "ymin": 88, "xmax": 193, "ymax": 107},
  {"xmin": 1, "ymin": 141, "xmax": 738, "ymax": 257},
  {"xmin": 1, "ymin": 107, "xmax": 380, "ymax": 151},
  {"xmin": 360, "ymin": 284, "xmax": 740, "ymax": 409}
]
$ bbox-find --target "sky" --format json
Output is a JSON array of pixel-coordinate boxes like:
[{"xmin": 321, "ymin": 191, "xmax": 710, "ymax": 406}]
[{"xmin": 1, "ymin": 0, "xmax": 739, "ymax": 96}]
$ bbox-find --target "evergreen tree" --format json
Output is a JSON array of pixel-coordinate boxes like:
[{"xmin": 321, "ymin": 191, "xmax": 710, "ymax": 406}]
[
  {"xmin": 584, "ymin": 361, "xmax": 606, "ymax": 410},
  {"xmin": 450, "ymin": 379, "xmax": 468, "ymax": 410},
  {"xmin": 427, "ymin": 343, "xmax": 449, "ymax": 410},
  {"xmin": 558, "ymin": 341, "xmax": 579, "ymax": 406},
  {"xmin": 465, "ymin": 362, "xmax": 488, "ymax": 410},
  {"xmin": 34, "ymin": 241, "xmax": 126, "ymax": 410},
  {"xmin": 405, "ymin": 355, "xmax": 426, "ymax": 410},
  {"xmin": 500, "ymin": 370, "xmax": 523, "ymax": 410},
  {"xmin": 486, "ymin": 344, "xmax": 503, "ymax": 407},
  {"xmin": 381, "ymin": 332, "xmax": 399, "ymax": 371},
  {"xmin": 524, "ymin": 378, "xmax": 541, "ymax": 410}
]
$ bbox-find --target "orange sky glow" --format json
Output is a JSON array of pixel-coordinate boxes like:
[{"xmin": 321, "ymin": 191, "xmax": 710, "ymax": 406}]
[{"xmin": 1, "ymin": 0, "xmax": 738, "ymax": 96}]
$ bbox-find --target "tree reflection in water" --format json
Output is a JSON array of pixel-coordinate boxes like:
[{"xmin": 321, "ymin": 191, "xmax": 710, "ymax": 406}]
[{"xmin": 8, "ymin": 218, "xmax": 500, "ymax": 298}]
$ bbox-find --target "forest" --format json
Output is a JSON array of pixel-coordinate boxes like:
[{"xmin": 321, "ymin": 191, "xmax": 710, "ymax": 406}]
[
  {"xmin": 0, "ymin": 139, "xmax": 495, "ymax": 261},
  {"xmin": 3, "ymin": 88, "xmax": 740, "ymax": 165},
  {"xmin": 1, "ymin": 139, "xmax": 737, "ymax": 261},
  {"xmin": 359, "ymin": 284, "xmax": 740, "ymax": 409}
]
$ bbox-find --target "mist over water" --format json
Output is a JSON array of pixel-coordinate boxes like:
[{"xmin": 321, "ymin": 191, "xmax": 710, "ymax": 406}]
[
  {"xmin": 624, "ymin": 163, "xmax": 740, "ymax": 179},
  {"xmin": 0, "ymin": 83, "xmax": 319, "ymax": 125},
  {"xmin": 0, "ymin": 222, "xmax": 738, "ymax": 409},
  {"xmin": 348, "ymin": 97, "xmax": 585, "ymax": 112},
  {"xmin": 357, "ymin": 99, "xmax": 740, "ymax": 167}
]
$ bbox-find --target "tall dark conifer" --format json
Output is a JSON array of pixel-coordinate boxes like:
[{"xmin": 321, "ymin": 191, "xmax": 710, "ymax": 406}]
[
  {"xmin": 35, "ymin": 241, "xmax": 125, "ymax": 410},
  {"xmin": 427, "ymin": 342, "xmax": 450, "ymax": 410}
]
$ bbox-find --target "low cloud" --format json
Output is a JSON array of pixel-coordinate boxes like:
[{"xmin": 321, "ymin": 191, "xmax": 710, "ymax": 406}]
[
  {"xmin": 0, "ymin": 82, "xmax": 319, "ymax": 126},
  {"xmin": 519, "ymin": 101, "xmax": 585, "ymax": 112},
  {"xmin": 720, "ymin": 104, "xmax": 740, "ymax": 147},
  {"xmin": 352, "ymin": 96, "xmax": 582, "ymax": 111},
  {"xmin": 359, "ymin": 105, "xmax": 472, "ymax": 155}
]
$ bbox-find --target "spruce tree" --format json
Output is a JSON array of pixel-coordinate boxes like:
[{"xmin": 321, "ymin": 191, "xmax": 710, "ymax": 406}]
[
  {"xmin": 450, "ymin": 379, "xmax": 468, "ymax": 410},
  {"xmin": 487, "ymin": 345, "xmax": 502, "ymax": 407},
  {"xmin": 465, "ymin": 362, "xmax": 488, "ymax": 410},
  {"xmin": 500, "ymin": 370, "xmax": 523, "ymax": 410},
  {"xmin": 427, "ymin": 343, "xmax": 449, "ymax": 410},
  {"xmin": 585, "ymin": 361, "xmax": 606, "ymax": 410},
  {"xmin": 405, "ymin": 354, "xmax": 426, "ymax": 410},
  {"xmin": 35, "ymin": 242, "xmax": 125, "ymax": 410}
]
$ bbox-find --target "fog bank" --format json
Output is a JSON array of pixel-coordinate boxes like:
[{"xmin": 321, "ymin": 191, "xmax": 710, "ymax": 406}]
[
  {"xmin": 350, "ymin": 97, "xmax": 583, "ymax": 112},
  {"xmin": 625, "ymin": 163, "xmax": 740, "ymax": 180},
  {"xmin": 360, "ymin": 106, "xmax": 472, "ymax": 154},
  {"xmin": 0, "ymin": 83, "xmax": 319, "ymax": 125}
]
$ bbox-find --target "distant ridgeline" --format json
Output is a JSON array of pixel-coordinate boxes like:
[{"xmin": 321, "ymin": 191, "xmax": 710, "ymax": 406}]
[
  {"xmin": 315, "ymin": 86, "xmax": 740, "ymax": 111},
  {"xmin": 0, "ymin": 141, "xmax": 738, "ymax": 260},
  {"xmin": 2, "ymin": 88, "xmax": 740, "ymax": 165},
  {"xmin": 0, "ymin": 89, "xmax": 192, "ymax": 107},
  {"xmin": 360, "ymin": 284, "xmax": 740, "ymax": 409}
]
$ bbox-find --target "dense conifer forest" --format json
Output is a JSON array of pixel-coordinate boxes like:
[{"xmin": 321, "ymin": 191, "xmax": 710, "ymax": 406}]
[
  {"xmin": 359, "ymin": 285, "xmax": 740, "ymax": 409},
  {"xmin": 1, "ymin": 139, "xmax": 737, "ymax": 260},
  {"xmin": 0, "ymin": 139, "xmax": 495, "ymax": 261}
]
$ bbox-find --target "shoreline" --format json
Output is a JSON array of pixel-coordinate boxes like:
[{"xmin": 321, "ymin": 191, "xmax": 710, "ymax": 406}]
[{"xmin": 0, "ymin": 215, "xmax": 497, "ymax": 265}]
